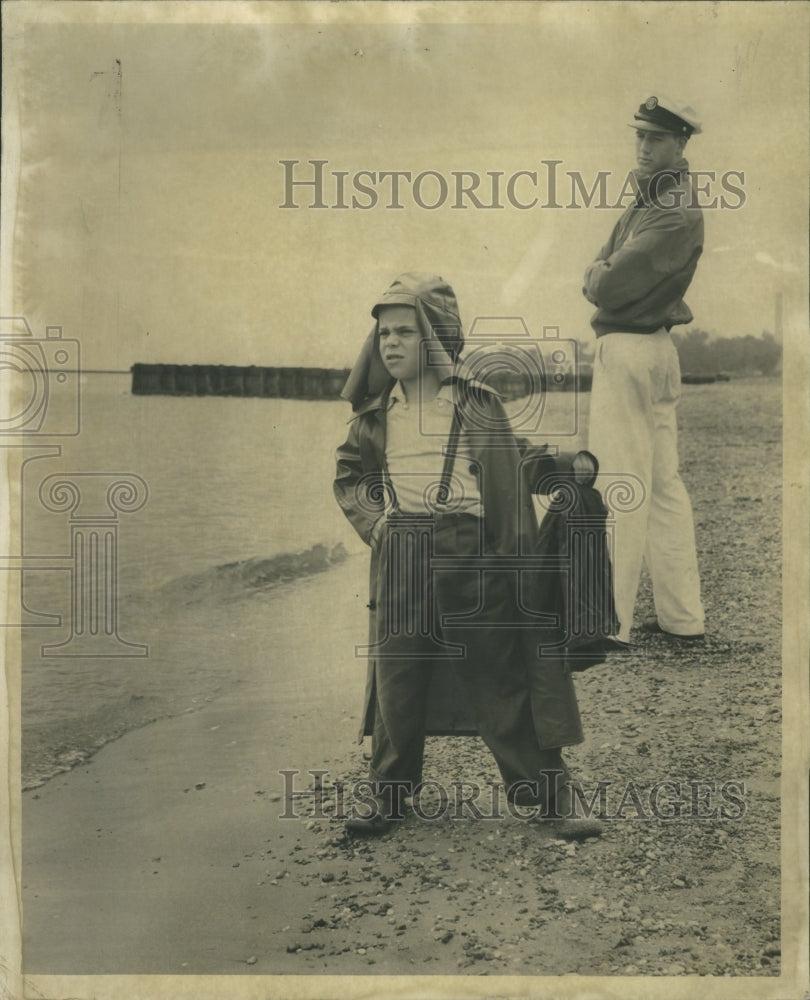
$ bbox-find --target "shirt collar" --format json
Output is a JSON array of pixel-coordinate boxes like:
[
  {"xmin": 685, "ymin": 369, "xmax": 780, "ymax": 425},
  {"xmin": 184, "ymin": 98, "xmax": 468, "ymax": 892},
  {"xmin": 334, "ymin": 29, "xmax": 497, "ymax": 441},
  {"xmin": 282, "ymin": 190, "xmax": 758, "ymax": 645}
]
[{"xmin": 387, "ymin": 381, "xmax": 456, "ymax": 409}]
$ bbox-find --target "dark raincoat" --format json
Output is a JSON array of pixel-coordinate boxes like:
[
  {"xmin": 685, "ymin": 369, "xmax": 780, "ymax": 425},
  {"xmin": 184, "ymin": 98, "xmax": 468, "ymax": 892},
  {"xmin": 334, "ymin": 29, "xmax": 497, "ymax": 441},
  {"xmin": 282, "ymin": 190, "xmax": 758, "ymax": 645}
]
[{"xmin": 333, "ymin": 273, "xmax": 584, "ymax": 759}]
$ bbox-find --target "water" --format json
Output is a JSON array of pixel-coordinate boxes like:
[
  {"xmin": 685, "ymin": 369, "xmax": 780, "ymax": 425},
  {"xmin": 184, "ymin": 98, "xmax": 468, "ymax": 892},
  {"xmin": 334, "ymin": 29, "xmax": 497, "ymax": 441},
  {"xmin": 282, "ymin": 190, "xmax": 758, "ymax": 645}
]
[{"xmin": 18, "ymin": 374, "xmax": 587, "ymax": 787}]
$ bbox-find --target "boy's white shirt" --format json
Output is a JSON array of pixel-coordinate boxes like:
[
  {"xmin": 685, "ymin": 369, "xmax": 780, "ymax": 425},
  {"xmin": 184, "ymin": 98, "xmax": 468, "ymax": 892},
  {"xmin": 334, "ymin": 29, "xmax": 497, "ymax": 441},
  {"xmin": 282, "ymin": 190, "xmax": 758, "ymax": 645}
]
[{"xmin": 383, "ymin": 381, "xmax": 483, "ymax": 517}]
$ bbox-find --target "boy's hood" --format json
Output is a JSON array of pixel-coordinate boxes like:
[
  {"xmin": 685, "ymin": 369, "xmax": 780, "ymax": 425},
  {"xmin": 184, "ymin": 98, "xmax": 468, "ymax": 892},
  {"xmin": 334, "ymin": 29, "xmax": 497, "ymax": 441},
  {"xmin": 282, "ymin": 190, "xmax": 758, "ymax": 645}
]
[{"xmin": 341, "ymin": 272, "xmax": 466, "ymax": 409}]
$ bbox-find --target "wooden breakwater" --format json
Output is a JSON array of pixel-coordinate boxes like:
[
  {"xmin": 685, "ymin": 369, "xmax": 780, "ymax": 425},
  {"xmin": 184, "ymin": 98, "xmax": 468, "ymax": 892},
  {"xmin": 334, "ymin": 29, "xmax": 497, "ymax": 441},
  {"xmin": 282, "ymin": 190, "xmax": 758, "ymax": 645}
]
[
  {"xmin": 130, "ymin": 364, "xmax": 730, "ymax": 399},
  {"xmin": 131, "ymin": 364, "xmax": 353, "ymax": 399},
  {"xmin": 130, "ymin": 364, "xmax": 594, "ymax": 399}
]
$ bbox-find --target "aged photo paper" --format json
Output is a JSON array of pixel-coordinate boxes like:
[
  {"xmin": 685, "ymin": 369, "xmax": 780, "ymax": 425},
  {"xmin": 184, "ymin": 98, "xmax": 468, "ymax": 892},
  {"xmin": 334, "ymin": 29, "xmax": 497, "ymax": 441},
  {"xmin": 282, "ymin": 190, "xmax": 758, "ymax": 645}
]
[{"xmin": 2, "ymin": 2, "xmax": 808, "ymax": 999}]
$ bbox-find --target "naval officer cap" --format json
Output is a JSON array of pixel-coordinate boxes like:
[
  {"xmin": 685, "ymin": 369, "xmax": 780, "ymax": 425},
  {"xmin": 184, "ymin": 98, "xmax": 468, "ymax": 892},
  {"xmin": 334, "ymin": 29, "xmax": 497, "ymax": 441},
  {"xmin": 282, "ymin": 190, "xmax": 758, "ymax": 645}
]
[{"xmin": 628, "ymin": 95, "xmax": 702, "ymax": 137}]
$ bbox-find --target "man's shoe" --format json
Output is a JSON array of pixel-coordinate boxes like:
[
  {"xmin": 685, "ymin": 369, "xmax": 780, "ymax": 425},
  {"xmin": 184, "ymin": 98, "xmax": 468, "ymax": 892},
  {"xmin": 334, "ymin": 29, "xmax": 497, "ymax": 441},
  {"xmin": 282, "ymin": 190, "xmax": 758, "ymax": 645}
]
[
  {"xmin": 641, "ymin": 617, "xmax": 704, "ymax": 641},
  {"xmin": 602, "ymin": 636, "xmax": 633, "ymax": 653}
]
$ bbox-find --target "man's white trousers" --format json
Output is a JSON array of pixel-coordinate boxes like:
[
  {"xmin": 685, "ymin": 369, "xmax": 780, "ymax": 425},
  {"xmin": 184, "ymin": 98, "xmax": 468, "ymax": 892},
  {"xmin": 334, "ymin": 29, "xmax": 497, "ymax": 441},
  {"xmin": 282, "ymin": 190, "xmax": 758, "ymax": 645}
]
[{"xmin": 587, "ymin": 330, "xmax": 704, "ymax": 641}]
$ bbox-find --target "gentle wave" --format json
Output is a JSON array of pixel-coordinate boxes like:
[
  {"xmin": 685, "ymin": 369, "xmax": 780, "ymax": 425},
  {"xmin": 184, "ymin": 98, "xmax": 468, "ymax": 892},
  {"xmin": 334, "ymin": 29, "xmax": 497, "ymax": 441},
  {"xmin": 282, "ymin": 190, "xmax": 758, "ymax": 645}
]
[{"xmin": 155, "ymin": 542, "xmax": 350, "ymax": 606}]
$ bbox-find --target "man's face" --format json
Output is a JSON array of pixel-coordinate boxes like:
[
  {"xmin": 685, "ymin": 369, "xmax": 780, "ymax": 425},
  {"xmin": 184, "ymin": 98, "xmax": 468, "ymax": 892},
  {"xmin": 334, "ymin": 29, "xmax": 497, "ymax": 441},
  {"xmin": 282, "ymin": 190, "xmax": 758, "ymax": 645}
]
[
  {"xmin": 635, "ymin": 128, "xmax": 685, "ymax": 176},
  {"xmin": 378, "ymin": 305, "xmax": 423, "ymax": 383}
]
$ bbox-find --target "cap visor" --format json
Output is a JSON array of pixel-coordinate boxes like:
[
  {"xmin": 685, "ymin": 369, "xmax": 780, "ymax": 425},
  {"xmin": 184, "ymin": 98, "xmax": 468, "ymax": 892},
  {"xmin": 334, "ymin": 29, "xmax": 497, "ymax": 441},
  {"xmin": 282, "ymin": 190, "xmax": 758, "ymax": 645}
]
[
  {"xmin": 371, "ymin": 293, "xmax": 419, "ymax": 318},
  {"xmin": 627, "ymin": 120, "xmax": 677, "ymax": 134}
]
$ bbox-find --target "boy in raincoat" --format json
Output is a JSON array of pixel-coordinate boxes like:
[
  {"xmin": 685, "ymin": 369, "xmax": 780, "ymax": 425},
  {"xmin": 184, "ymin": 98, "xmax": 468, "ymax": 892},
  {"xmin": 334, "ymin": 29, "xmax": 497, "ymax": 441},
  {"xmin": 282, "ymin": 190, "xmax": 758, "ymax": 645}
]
[{"xmin": 334, "ymin": 272, "xmax": 602, "ymax": 839}]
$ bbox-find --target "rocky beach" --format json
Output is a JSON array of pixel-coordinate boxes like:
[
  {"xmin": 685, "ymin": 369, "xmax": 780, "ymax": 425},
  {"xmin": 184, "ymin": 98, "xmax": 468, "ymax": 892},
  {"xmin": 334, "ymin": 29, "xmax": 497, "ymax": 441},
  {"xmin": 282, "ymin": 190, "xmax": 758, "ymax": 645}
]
[{"xmin": 20, "ymin": 377, "xmax": 795, "ymax": 995}]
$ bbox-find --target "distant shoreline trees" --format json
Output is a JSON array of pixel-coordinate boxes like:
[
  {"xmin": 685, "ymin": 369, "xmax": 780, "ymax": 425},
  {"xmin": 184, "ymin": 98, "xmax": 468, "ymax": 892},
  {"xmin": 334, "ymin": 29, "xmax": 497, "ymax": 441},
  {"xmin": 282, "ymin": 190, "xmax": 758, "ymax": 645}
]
[
  {"xmin": 579, "ymin": 329, "xmax": 782, "ymax": 377},
  {"xmin": 669, "ymin": 329, "xmax": 782, "ymax": 376}
]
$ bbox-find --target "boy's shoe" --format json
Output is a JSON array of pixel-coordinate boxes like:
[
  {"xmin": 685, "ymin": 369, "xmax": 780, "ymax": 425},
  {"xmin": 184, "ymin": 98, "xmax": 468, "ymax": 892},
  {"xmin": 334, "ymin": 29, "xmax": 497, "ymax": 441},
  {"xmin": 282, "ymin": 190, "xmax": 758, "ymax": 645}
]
[
  {"xmin": 551, "ymin": 816, "xmax": 604, "ymax": 840},
  {"xmin": 344, "ymin": 792, "xmax": 407, "ymax": 836},
  {"xmin": 345, "ymin": 810, "xmax": 390, "ymax": 836},
  {"xmin": 640, "ymin": 617, "xmax": 704, "ymax": 641},
  {"xmin": 546, "ymin": 780, "xmax": 604, "ymax": 840}
]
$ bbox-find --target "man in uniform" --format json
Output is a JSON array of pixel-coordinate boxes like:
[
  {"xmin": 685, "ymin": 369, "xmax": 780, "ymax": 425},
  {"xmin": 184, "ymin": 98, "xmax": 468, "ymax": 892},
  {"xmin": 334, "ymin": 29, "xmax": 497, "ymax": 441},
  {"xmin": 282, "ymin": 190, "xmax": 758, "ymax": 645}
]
[{"xmin": 583, "ymin": 95, "xmax": 705, "ymax": 646}]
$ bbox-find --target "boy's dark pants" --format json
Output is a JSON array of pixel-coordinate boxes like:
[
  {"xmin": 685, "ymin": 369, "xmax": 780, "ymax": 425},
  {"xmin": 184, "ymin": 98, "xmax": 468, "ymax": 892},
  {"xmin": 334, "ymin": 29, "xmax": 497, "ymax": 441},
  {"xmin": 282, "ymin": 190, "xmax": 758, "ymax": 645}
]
[{"xmin": 368, "ymin": 513, "xmax": 568, "ymax": 813}]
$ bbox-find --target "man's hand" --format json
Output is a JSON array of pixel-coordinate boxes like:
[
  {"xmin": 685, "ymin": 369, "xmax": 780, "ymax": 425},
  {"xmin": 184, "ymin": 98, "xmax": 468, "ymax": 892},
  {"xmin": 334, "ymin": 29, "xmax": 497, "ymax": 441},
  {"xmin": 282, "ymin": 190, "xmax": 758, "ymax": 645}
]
[
  {"xmin": 572, "ymin": 450, "xmax": 598, "ymax": 487},
  {"xmin": 583, "ymin": 260, "xmax": 606, "ymax": 305}
]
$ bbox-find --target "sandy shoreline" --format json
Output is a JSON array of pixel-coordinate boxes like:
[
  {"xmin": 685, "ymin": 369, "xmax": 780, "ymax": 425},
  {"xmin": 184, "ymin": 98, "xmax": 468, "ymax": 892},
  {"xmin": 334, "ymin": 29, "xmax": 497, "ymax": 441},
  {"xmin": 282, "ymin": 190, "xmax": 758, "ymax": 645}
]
[{"xmin": 23, "ymin": 559, "xmax": 370, "ymax": 974}]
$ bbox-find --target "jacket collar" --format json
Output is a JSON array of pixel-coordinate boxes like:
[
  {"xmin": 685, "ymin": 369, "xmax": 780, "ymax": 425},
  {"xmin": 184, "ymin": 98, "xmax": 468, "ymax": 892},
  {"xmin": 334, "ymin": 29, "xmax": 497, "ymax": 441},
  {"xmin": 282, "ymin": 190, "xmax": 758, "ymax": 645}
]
[
  {"xmin": 634, "ymin": 156, "xmax": 690, "ymax": 205},
  {"xmin": 350, "ymin": 389, "xmax": 390, "ymax": 420}
]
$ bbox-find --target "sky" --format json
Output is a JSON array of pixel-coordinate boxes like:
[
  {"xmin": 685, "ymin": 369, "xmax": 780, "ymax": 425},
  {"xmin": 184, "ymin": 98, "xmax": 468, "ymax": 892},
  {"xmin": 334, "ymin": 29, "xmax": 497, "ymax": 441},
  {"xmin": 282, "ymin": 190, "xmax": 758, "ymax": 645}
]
[{"xmin": 4, "ymin": 1, "xmax": 809, "ymax": 370}]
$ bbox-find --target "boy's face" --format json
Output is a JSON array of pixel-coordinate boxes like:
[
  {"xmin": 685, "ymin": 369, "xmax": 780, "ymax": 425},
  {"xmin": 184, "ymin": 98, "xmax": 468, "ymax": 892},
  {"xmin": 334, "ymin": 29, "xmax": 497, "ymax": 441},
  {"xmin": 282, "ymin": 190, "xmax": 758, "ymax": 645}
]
[{"xmin": 378, "ymin": 305, "xmax": 423, "ymax": 383}]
